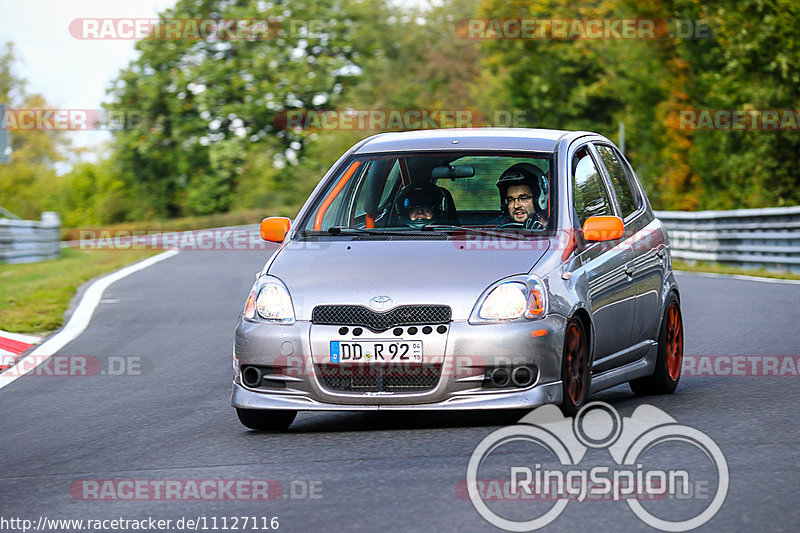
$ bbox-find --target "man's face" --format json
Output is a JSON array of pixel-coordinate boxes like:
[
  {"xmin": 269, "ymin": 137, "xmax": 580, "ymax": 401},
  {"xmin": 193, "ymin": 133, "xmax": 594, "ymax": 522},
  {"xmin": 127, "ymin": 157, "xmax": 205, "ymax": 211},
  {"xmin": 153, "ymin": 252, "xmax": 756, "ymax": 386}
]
[
  {"xmin": 506, "ymin": 184, "xmax": 535, "ymax": 223},
  {"xmin": 409, "ymin": 206, "xmax": 434, "ymax": 221}
]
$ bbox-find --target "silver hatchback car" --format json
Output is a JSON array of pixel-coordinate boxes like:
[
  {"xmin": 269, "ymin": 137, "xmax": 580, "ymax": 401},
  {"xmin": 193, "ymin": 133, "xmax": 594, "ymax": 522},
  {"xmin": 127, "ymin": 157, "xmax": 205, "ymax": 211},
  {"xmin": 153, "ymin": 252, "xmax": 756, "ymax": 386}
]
[{"xmin": 232, "ymin": 128, "xmax": 683, "ymax": 430}]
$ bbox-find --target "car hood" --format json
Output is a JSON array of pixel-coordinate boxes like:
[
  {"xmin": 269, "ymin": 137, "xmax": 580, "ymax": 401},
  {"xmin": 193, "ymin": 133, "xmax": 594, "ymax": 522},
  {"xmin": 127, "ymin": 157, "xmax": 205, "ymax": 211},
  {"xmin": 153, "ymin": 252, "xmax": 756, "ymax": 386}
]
[{"xmin": 267, "ymin": 238, "xmax": 550, "ymax": 320}]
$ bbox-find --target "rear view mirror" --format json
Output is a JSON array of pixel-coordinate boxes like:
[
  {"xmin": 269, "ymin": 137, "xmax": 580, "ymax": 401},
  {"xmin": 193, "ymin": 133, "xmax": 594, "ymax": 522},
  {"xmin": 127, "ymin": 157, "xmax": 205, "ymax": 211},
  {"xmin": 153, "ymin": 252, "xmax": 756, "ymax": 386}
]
[
  {"xmin": 582, "ymin": 216, "xmax": 624, "ymax": 242},
  {"xmin": 260, "ymin": 217, "xmax": 291, "ymax": 242},
  {"xmin": 432, "ymin": 165, "xmax": 475, "ymax": 179}
]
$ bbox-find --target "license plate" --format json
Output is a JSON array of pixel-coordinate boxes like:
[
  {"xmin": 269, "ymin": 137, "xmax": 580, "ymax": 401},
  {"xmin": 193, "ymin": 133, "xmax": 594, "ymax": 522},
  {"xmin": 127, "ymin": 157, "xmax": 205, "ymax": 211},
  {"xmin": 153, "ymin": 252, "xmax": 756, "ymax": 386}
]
[{"xmin": 330, "ymin": 340, "xmax": 423, "ymax": 363}]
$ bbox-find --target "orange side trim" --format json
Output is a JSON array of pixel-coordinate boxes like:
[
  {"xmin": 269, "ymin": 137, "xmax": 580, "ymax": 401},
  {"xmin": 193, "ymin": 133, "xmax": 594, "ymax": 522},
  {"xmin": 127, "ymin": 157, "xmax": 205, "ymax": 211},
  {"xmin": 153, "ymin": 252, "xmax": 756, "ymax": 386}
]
[
  {"xmin": 314, "ymin": 161, "xmax": 362, "ymax": 231},
  {"xmin": 531, "ymin": 329, "xmax": 548, "ymax": 337},
  {"xmin": 561, "ymin": 228, "xmax": 575, "ymax": 262}
]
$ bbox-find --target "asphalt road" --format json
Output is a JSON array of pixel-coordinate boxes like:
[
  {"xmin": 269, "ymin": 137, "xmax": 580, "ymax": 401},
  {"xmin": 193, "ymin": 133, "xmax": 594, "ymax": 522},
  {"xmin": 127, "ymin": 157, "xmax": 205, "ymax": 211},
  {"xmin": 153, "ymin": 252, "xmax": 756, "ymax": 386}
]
[{"xmin": 1, "ymin": 248, "xmax": 798, "ymax": 532}]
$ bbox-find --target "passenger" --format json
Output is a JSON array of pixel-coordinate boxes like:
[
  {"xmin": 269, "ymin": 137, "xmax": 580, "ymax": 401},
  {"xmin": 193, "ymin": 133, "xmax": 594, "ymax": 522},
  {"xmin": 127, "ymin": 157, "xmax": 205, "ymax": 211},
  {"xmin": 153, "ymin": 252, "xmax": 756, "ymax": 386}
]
[
  {"xmin": 496, "ymin": 163, "xmax": 549, "ymax": 229},
  {"xmin": 395, "ymin": 183, "xmax": 448, "ymax": 227}
]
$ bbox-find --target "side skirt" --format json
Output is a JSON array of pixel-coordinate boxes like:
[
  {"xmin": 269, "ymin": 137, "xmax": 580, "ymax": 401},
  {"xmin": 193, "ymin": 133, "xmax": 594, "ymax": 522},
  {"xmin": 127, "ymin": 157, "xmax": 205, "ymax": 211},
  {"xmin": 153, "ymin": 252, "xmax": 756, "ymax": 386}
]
[{"xmin": 589, "ymin": 341, "xmax": 658, "ymax": 393}]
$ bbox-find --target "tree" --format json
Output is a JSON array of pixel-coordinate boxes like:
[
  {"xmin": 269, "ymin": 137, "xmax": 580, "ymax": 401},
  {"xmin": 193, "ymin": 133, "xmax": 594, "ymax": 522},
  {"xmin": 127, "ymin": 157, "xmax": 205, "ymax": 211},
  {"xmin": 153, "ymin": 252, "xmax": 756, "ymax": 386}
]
[
  {"xmin": 0, "ymin": 42, "xmax": 69, "ymax": 220},
  {"xmin": 106, "ymin": 0, "xmax": 396, "ymax": 218},
  {"xmin": 475, "ymin": 0, "xmax": 800, "ymax": 209}
]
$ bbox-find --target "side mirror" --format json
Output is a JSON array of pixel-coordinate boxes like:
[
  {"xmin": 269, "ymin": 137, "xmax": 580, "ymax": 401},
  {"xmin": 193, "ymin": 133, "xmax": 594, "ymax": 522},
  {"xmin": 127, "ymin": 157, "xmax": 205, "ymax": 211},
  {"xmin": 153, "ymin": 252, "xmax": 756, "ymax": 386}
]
[
  {"xmin": 260, "ymin": 217, "xmax": 291, "ymax": 242},
  {"xmin": 582, "ymin": 215, "xmax": 624, "ymax": 242}
]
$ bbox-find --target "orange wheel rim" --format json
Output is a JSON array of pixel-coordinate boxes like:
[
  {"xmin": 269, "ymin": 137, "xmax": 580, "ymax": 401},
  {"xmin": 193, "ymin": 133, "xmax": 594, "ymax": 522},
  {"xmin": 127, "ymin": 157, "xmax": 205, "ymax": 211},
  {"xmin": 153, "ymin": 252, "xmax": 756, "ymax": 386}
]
[
  {"xmin": 665, "ymin": 302, "xmax": 683, "ymax": 381},
  {"xmin": 565, "ymin": 323, "xmax": 588, "ymax": 404}
]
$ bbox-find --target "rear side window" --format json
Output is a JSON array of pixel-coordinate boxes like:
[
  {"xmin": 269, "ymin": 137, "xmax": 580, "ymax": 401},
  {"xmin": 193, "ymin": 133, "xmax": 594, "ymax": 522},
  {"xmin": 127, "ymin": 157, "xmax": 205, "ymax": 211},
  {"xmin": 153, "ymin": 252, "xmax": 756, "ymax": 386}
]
[
  {"xmin": 572, "ymin": 146, "xmax": 612, "ymax": 227},
  {"xmin": 595, "ymin": 144, "xmax": 639, "ymax": 219}
]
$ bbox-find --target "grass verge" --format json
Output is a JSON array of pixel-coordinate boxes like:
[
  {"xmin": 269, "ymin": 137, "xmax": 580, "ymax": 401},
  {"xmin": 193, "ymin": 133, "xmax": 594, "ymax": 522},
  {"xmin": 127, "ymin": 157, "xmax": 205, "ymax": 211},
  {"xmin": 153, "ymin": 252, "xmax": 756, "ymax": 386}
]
[
  {"xmin": 673, "ymin": 260, "xmax": 800, "ymax": 281},
  {"xmin": 5, "ymin": 209, "xmax": 292, "ymax": 337},
  {"xmin": 0, "ymin": 247, "xmax": 161, "ymax": 335}
]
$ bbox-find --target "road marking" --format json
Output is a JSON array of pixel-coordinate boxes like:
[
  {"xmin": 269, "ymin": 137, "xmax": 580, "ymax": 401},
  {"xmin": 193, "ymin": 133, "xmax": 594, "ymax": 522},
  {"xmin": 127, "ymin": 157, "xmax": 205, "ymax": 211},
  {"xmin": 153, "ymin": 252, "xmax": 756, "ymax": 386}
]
[
  {"xmin": 0, "ymin": 249, "xmax": 179, "ymax": 391},
  {"xmin": 675, "ymin": 270, "xmax": 800, "ymax": 285}
]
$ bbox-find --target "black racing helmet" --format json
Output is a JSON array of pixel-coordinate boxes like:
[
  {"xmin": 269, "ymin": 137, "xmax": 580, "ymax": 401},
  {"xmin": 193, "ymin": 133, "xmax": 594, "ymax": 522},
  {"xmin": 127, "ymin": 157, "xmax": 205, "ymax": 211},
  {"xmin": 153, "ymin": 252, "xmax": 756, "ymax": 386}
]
[
  {"xmin": 394, "ymin": 183, "xmax": 447, "ymax": 227},
  {"xmin": 496, "ymin": 163, "xmax": 549, "ymax": 214}
]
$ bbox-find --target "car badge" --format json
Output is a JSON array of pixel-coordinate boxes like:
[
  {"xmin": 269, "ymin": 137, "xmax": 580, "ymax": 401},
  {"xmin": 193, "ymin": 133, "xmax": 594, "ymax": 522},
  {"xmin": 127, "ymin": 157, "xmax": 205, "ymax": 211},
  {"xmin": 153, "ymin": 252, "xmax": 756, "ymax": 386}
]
[{"xmin": 368, "ymin": 295, "xmax": 393, "ymax": 310}]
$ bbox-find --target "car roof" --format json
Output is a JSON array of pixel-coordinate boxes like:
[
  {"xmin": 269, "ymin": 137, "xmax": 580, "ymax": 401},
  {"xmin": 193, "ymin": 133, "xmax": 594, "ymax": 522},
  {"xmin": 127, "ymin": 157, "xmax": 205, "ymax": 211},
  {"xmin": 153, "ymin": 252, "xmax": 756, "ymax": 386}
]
[{"xmin": 352, "ymin": 128, "xmax": 597, "ymax": 154}]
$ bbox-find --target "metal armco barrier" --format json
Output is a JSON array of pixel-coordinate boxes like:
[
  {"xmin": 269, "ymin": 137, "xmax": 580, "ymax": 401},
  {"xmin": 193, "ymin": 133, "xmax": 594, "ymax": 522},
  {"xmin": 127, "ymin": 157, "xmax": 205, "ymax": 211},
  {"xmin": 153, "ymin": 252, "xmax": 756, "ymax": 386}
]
[
  {"xmin": 655, "ymin": 206, "xmax": 800, "ymax": 272},
  {"xmin": 0, "ymin": 212, "xmax": 61, "ymax": 264}
]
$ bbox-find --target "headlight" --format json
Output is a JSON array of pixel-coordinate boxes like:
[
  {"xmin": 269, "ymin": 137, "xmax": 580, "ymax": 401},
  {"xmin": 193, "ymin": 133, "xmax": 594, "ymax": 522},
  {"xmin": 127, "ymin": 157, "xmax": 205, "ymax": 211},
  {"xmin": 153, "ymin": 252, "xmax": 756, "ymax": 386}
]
[
  {"xmin": 473, "ymin": 277, "xmax": 548, "ymax": 322},
  {"xmin": 480, "ymin": 282, "xmax": 528, "ymax": 320},
  {"xmin": 243, "ymin": 276, "xmax": 295, "ymax": 323}
]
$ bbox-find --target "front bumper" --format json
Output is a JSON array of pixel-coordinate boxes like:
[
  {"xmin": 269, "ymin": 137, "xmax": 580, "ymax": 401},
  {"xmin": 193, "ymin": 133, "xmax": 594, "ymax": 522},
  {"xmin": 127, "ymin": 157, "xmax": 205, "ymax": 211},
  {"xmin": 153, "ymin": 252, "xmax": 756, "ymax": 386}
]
[
  {"xmin": 232, "ymin": 380, "xmax": 562, "ymax": 410},
  {"xmin": 232, "ymin": 314, "xmax": 567, "ymax": 411}
]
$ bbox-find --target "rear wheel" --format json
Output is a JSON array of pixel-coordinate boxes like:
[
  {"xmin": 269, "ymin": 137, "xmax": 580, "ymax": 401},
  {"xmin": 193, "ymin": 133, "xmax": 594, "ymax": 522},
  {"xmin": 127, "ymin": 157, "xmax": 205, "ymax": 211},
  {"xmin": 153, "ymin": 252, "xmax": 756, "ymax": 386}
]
[
  {"xmin": 630, "ymin": 293, "xmax": 683, "ymax": 395},
  {"xmin": 560, "ymin": 318, "xmax": 591, "ymax": 416},
  {"xmin": 236, "ymin": 408, "xmax": 297, "ymax": 431}
]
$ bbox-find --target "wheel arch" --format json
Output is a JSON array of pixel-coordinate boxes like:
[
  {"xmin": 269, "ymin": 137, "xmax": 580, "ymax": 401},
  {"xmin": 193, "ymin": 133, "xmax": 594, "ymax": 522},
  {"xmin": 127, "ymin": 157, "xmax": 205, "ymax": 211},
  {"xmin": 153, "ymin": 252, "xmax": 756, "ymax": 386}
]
[{"xmin": 568, "ymin": 307, "xmax": 594, "ymax": 364}]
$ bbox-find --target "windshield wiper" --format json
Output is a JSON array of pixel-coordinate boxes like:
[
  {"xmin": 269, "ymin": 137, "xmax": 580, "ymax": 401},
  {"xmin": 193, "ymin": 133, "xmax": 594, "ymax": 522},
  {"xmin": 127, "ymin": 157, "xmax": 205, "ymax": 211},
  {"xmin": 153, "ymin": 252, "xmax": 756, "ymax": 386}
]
[
  {"xmin": 419, "ymin": 224, "xmax": 532, "ymax": 240},
  {"xmin": 302, "ymin": 227, "xmax": 424, "ymax": 237}
]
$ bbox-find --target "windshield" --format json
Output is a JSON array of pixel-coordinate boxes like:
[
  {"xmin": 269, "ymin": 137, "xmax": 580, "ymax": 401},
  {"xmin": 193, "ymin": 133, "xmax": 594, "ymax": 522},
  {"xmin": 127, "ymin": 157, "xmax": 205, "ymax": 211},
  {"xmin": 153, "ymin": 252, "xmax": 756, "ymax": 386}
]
[{"xmin": 296, "ymin": 152, "xmax": 555, "ymax": 235}]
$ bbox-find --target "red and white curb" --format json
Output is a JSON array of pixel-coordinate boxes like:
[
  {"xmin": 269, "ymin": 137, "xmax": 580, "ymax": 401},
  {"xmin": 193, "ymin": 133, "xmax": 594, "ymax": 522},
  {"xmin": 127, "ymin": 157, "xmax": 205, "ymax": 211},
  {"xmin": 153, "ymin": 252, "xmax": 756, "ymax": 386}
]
[{"xmin": 0, "ymin": 331, "xmax": 42, "ymax": 371}]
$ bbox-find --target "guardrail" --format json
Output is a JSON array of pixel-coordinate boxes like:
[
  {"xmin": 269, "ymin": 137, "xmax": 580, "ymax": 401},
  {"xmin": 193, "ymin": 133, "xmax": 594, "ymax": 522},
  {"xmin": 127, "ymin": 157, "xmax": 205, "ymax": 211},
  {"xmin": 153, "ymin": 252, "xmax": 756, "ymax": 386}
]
[
  {"xmin": 655, "ymin": 206, "xmax": 800, "ymax": 272},
  {"xmin": 0, "ymin": 212, "xmax": 61, "ymax": 264}
]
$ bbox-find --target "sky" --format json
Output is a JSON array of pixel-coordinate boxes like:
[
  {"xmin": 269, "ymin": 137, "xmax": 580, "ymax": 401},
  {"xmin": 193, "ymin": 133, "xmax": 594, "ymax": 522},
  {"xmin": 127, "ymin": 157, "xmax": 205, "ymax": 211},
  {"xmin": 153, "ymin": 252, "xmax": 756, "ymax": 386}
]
[{"xmin": 0, "ymin": 0, "xmax": 177, "ymax": 150}]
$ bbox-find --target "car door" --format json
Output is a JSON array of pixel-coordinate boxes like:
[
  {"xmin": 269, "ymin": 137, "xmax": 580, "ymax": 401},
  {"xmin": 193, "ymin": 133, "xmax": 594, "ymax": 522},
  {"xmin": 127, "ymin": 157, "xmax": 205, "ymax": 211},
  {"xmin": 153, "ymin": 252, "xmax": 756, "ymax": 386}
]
[
  {"xmin": 571, "ymin": 144, "xmax": 636, "ymax": 371},
  {"xmin": 594, "ymin": 143, "xmax": 666, "ymax": 347}
]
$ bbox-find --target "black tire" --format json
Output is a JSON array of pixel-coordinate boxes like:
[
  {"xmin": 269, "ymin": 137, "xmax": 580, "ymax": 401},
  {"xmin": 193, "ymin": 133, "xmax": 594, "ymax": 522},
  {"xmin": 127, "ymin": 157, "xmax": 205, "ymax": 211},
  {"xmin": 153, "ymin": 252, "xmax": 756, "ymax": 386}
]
[
  {"xmin": 630, "ymin": 293, "xmax": 683, "ymax": 396},
  {"xmin": 560, "ymin": 317, "xmax": 592, "ymax": 416},
  {"xmin": 236, "ymin": 408, "xmax": 297, "ymax": 431}
]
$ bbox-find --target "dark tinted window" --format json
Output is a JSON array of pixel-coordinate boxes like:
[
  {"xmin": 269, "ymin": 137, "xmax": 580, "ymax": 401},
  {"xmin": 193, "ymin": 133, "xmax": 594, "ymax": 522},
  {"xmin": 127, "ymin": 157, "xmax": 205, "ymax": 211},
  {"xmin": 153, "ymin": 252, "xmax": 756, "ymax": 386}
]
[
  {"xmin": 596, "ymin": 144, "xmax": 638, "ymax": 219},
  {"xmin": 572, "ymin": 147, "xmax": 612, "ymax": 226}
]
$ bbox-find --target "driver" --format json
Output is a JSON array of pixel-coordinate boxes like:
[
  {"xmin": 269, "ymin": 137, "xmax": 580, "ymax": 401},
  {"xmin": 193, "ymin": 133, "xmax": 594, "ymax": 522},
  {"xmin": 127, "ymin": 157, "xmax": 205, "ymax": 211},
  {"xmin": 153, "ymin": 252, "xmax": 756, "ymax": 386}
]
[
  {"xmin": 395, "ymin": 183, "xmax": 448, "ymax": 227},
  {"xmin": 496, "ymin": 163, "xmax": 549, "ymax": 229}
]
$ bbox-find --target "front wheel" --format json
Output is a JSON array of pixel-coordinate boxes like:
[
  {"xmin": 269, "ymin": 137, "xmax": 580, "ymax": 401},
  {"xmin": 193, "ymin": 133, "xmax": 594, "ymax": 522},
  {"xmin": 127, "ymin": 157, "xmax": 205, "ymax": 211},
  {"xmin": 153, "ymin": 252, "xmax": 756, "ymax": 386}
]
[
  {"xmin": 560, "ymin": 318, "xmax": 591, "ymax": 416},
  {"xmin": 236, "ymin": 408, "xmax": 297, "ymax": 431},
  {"xmin": 630, "ymin": 293, "xmax": 684, "ymax": 395}
]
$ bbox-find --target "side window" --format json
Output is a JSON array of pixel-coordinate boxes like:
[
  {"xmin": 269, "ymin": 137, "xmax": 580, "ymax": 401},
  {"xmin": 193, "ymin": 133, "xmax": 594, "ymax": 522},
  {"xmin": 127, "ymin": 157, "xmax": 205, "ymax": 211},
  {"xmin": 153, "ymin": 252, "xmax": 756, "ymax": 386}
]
[
  {"xmin": 572, "ymin": 146, "xmax": 612, "ymax": 227},
  {"xmin": 595, "ymin": 144, "xmax": 639, "ymax": 219}
]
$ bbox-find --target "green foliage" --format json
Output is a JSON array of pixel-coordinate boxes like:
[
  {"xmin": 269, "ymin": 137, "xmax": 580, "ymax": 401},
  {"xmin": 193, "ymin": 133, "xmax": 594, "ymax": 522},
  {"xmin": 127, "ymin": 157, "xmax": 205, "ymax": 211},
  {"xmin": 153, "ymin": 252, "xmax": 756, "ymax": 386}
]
[
  {"xmin": 106, "ymin": 0, "xmax": 397, "ymax": 219},
  {"xmin": 0, "ymin": 43, "xmax": 68, "ymax": 220},
  {"xmin": 474, "ymin": 0, "xmax": 800, "ymax": 210}
]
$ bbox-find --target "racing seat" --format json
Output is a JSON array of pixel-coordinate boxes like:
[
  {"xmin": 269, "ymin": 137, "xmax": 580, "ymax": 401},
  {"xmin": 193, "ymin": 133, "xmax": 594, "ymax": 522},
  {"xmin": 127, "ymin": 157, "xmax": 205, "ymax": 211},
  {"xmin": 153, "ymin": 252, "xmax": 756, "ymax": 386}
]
[{"xmin": 437, "ymin": 186, "xmax": 460, "ymax": 225}]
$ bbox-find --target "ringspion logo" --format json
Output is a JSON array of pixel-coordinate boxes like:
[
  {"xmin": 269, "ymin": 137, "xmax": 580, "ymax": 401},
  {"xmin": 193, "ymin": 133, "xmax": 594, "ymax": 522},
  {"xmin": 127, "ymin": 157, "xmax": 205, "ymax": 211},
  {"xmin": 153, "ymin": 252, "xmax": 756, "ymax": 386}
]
[{"xmin": 466, "ymin": 402, "xmax": 728, "ymax": 531}]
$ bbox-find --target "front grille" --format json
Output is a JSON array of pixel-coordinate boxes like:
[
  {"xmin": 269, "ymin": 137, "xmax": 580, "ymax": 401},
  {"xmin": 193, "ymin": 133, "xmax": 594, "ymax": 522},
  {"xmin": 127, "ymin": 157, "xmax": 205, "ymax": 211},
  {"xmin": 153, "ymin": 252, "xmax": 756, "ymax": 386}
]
[
  {"xmin": 312, "ymin": 305, "xmax": 451, "ymax": 332},
  {"xmin": 316, "ymin": 364, "xmax": 441, "ymax": 392}
]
